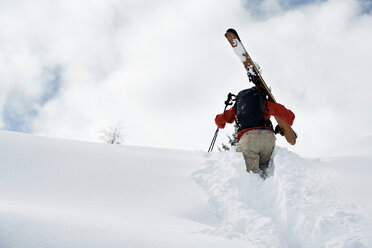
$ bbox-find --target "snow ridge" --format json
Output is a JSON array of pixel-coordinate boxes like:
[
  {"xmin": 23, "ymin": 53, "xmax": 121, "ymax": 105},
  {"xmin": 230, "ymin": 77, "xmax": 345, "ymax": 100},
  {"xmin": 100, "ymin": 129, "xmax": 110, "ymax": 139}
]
[{"xmin": 192, "ymin": 148, "xmax": 365, "ymax": 248}]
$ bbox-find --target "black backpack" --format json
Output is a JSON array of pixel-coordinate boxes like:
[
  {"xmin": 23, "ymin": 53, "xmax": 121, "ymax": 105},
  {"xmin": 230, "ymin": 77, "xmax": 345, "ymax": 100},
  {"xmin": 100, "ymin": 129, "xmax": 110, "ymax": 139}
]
[{"xmin": 235, "ymin": 87, "xmax": 272, "ymax": 132}]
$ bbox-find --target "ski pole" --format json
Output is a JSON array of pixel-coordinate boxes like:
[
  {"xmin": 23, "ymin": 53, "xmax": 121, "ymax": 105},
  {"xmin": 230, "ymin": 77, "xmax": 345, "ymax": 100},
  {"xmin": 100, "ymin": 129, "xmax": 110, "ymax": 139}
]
[
  {"xmin": 208, "ymin": 128, "xmax": 219, "ymax": 153},
  {"xmin": 208, "ymin": 93, "xmax": 236, "ymax": 153}
]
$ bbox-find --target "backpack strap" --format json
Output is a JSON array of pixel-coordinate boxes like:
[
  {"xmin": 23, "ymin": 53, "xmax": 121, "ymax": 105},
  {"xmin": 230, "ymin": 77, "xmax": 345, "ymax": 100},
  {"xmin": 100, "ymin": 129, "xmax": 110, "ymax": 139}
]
[{"xmin": 263, "ymin": 94, "xmax": 274, "ymax": 131}]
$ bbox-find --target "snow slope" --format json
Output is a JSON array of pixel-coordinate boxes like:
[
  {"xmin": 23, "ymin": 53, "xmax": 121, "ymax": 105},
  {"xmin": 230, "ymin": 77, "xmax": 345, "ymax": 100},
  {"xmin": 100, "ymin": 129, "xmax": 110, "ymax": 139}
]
[{"xmin": 0, "ymin": 130, "xmax": 371, "ymax": 247}]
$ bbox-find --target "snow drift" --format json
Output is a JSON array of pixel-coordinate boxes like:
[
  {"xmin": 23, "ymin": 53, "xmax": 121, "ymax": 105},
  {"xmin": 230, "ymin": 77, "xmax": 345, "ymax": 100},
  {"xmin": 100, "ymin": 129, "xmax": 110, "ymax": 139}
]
[
  {"xmin": 193, "ymin": 148, "xmax": 368, "ymax": 247},
  {"xmin": 0, "ymin": 130, "xmax": 370, "ymax": 247}
]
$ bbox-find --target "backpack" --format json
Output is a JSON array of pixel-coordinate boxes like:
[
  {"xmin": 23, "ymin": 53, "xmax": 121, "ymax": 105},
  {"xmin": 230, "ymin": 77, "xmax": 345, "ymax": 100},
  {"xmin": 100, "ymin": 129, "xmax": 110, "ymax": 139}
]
[{"xmin": 235, "ymin": 87, "xmax": 271, "ymax": 132}]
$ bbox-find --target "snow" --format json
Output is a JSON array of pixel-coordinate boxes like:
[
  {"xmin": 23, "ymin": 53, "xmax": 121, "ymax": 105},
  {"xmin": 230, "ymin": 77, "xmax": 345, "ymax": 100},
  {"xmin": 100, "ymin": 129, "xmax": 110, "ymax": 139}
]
[
  {"xmin": 232, "ymin": 38, "xmax": 249, "ymax": 65},
  {"xmin": 232, "ymin": 38, "xmax": 262, "ymax": 77},
  {"xmin": 0, "ymin": 130, "xmax": 371, "ymax": 247},
  {"xmin": 248, "ymin": 65, "xmax": 257, "ymax": 76}
]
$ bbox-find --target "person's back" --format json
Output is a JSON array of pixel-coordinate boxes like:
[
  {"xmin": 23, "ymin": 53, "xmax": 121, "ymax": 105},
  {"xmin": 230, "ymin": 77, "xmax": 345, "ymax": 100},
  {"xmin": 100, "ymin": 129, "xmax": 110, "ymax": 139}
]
[{"xmin": 215, "ymin": 86, "xmax": 295, "ymax": 178}]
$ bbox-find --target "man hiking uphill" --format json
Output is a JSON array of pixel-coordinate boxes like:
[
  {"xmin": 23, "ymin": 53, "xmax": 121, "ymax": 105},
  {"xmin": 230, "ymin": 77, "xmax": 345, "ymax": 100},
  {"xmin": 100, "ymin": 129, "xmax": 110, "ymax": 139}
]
[{"xmin": 215, "ymin": 86, "xmax": 295, "ymax": 178}]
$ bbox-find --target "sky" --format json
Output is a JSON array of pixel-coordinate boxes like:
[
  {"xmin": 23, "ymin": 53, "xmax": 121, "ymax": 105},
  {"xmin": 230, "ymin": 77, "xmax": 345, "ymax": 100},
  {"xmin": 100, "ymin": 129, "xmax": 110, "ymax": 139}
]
[{"xmin": 1, "ymin": 0, "xmax": 372, "ymax": 156}]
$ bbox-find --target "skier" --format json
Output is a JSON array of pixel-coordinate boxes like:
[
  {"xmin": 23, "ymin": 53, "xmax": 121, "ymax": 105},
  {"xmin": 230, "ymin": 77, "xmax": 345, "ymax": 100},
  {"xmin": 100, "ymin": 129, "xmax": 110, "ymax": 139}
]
[{"xmin": 215, "ymin": 86, "xmax": 295, "ymax": 178}]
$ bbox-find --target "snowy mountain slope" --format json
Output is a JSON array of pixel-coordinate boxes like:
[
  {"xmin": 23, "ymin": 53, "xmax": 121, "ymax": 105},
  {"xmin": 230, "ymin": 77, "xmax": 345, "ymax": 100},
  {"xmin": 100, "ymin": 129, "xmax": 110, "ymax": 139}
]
[
  {"xmin": 0, "ymin": 131, "xmax": 248, "ymax": 248},
  {"xmin": 0, "ymin": 130, "xmax": 371, "ymax": 247},
  {"xmin": 194, "ymin": 148, "xmax": 370, "ymax": 247}
]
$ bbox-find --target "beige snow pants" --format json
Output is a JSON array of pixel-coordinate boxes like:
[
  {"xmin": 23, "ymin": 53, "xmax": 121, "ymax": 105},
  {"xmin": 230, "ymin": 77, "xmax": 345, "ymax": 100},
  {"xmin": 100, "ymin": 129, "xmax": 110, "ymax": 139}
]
[{"xmin": 236, "ymin": 129, "xmax": 276, "ymax": 174}]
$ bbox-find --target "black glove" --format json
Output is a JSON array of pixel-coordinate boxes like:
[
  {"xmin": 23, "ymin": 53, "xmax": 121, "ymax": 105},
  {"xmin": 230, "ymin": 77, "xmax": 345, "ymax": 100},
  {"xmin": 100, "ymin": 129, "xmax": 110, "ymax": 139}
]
[{"xmin": 274, "ymin": 125, "xmax": 284, "ymax": 136}]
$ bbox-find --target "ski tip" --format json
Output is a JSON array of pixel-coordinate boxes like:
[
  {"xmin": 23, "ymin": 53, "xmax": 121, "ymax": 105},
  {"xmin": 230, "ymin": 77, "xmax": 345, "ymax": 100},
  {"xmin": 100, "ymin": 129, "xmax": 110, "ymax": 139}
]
[{"xmin": 225, "ymin": 28, "xmax": 240, "ymax": 41}]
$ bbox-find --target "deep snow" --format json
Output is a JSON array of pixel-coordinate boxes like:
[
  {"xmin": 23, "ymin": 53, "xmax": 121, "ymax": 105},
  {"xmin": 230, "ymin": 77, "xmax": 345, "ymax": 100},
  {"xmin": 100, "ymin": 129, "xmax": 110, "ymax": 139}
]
[{"xmin": 0, "ymin": 130, "xmax": 371, "ymax": 247}]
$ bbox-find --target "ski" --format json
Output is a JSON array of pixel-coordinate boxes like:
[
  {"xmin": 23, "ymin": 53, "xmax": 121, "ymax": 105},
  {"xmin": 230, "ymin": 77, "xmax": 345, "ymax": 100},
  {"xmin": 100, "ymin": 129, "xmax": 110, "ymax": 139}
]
[{"xmin": 224, "ymin": 28, "xmax": 297, "ymax": 145}]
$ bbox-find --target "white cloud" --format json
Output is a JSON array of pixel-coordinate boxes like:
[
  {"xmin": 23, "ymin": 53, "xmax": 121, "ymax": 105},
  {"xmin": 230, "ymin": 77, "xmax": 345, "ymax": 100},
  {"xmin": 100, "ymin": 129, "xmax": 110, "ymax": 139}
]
[{"xmin": 0, "ymin": 0, "xmax": 371, "ymax": 156}]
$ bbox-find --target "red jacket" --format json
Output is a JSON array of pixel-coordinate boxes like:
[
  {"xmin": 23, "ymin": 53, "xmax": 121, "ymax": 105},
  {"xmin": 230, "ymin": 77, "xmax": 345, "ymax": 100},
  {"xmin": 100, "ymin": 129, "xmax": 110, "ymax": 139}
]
[{"xmin": 215, "ymin": 101, "xmax": 295, "ymax": 141}]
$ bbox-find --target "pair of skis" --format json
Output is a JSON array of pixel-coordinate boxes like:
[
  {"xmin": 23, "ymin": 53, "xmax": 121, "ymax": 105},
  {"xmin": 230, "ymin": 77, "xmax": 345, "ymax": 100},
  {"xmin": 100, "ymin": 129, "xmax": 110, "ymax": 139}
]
[{"xmin": 209, "ymin": 29, "xmax": 296, "ymax": 152}]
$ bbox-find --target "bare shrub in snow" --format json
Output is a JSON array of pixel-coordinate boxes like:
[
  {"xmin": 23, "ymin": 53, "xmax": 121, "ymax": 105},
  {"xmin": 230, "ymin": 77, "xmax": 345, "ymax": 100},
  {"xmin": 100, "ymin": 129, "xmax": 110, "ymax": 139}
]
[{"xmin": 99, "ymin": 123, "xmax": 124, "ymax": 144}]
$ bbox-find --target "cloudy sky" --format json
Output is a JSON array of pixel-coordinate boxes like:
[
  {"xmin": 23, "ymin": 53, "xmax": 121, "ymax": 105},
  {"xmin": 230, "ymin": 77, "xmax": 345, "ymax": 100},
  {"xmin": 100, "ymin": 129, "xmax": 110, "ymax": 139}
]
[{"xmin": 1, "ymin": 0, "xmax": 371, "ymax": 156}]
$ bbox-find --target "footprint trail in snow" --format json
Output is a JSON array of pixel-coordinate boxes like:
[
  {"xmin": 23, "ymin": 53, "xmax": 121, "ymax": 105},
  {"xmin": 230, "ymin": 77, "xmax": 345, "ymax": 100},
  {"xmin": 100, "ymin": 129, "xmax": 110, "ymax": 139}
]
[{"xmin": 192, "ymin": 147, "xmax": 365, "ymax": 248}]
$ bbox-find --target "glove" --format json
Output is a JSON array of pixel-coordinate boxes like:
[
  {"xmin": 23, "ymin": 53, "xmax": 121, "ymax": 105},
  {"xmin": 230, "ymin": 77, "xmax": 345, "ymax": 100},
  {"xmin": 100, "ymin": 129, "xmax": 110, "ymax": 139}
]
[
  {"xmin": 215, "ymin": 114, "xmax": 226, "ymax": 129},
  {"xmin": 274, "ymin": 125, "xmax": 284, "ymax": 136}
]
